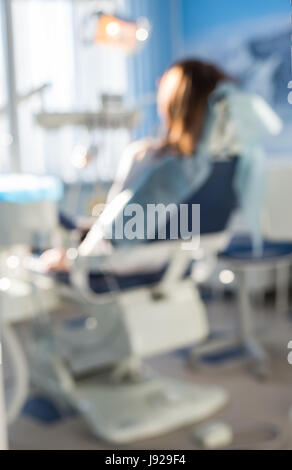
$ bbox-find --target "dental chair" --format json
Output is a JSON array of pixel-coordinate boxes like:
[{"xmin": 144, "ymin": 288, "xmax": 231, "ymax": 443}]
[
  {"xmin": 29, "ymin": 159, "xmax": 239, "ymax": 443},
  {"xmin": 30, "ymin": 241, "xmax": 228, "ymax": 444},
  {"xmin": 0, "ymin": 173, "xmax": 229, "ymax": 445}
]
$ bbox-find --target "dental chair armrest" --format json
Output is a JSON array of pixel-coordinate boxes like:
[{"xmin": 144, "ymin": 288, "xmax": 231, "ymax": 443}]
[
  {"xmin": 69, "ymin": 252, "xmax": 110, "ymax": 298},
  {"xmin": 67, "ymin": 250, "xmax": 136, "ymax": 304},
  {"xmin": 69, "ymin": 240, "xmax": 193, "ymax": 300}
]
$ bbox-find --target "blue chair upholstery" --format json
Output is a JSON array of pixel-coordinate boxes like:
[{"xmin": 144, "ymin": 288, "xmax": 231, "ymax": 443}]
[
  {"xmin": 182, "ymin": 158, "xmax": 239, "ymax": 235},
  {"xmin": 220, "ymin": 235, "xmax": 292, "ymax": 262},
  {"xmin": 163, "ymin": 158, "xmax": 239, "ymax": 240}
]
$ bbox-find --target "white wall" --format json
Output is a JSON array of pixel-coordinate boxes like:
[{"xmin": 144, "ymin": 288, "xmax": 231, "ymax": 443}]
[{"xmin": 6, "ymin": 0, "xmax": 130, "ymax": 181}]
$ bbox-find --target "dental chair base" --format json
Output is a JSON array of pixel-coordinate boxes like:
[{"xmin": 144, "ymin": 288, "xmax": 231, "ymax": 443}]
[{"xmin": 31, "ymin": 356, "xmax": 227, "ymax": 444}]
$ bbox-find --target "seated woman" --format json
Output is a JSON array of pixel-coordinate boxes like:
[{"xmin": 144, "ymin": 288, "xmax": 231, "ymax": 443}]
[{"xmin": 42, "ymin": 59, "xmax": 279, "ymax": 273}]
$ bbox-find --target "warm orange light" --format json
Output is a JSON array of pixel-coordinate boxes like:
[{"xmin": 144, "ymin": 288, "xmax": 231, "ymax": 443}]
[{"xmin": 95, "ymin": 14, "xmax": 138, "ymax": 51}]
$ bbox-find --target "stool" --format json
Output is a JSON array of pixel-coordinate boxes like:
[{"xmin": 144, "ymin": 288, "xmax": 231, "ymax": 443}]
[{"xmin": 190, "ymin": 236, "xmax": 292, "ymax": 377}]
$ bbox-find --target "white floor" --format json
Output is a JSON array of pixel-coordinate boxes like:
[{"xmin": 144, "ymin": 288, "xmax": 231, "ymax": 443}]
[{"xmin": 8, "ymin": 296, "xmax": 292, "ymax": 450}]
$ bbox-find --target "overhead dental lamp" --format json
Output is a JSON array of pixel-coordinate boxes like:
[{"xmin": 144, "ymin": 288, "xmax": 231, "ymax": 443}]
[{"xmin": 82, "ymin": 12, "xmax": 151, "ymax": 52}]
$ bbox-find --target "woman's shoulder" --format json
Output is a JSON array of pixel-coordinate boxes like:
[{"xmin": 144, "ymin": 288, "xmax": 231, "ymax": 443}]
[
  {"xmin": 124, "ymin": 138, "xmax": 158, "ymax": 161},
  {"xmin": 114, "ymin": 138, "xmax": 159, "ymax": 187}
]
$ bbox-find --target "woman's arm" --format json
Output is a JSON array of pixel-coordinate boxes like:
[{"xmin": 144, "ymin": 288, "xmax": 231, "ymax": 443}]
[
  {"xmin": 106, "ymin": 139, "xmax": 153, "ymax": 203},
  {"xmin": 79, "ymin": 139, "xmax": 153, "ymax": 256}
]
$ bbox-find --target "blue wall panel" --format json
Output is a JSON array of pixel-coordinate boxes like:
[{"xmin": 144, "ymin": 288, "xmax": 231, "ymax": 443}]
[
  {"xmin": 127, "ymin": 0, "xmax": 181, "ymax": 138},
  {"xmin": 180, "ymin": 0, "xmax": 291, "ymax": 155},
  {"xmin": 182, "ymin": 0, "xmax": 288, "ymax": 41},
  {"xmin": 126, "ymin": 0, "xmax": 291, "ymax": 154}
]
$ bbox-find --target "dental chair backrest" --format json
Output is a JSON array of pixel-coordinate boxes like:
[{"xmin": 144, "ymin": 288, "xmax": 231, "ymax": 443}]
[
  {"xmin": 187, "ymin": 158, "xmax": 239, "ymax": 234},
  {"xmin": 163, "ymin": 157, "xmax": 239, "ymax": 240}
]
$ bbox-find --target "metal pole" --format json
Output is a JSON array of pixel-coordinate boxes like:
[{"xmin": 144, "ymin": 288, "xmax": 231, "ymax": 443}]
[
  {"xmin": 0, "ymin": 340, "xmax": 8, "ymax": 450},
  {"xmin": 0, "ymin": 2, "xmax": 14, "ymax": 447},
  {"xmin": 1, "ymin": 0, "xmax": 21, "ymax": 172},
  {"xmin": 275, "ymin": 262, "xmax": 291, "ymax": 319}
]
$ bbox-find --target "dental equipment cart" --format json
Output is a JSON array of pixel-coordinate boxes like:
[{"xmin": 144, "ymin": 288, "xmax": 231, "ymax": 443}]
[{"xmin": 0, "ymin": 174, "xmax": 62, "ymax": 450}]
